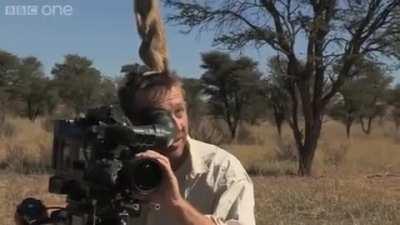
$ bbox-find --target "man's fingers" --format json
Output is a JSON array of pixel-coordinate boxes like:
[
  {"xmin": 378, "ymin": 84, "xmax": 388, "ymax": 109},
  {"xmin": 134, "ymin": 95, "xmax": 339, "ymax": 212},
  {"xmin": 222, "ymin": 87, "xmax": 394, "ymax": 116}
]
[
  {"xmin": 136, "ymin": 150, "xmax": 166, "ymax": 160},
  {"xmin": 136, "ymin": 150, "xmax": 168, "ymax": 164},
  {"xmin": 135, "ymin": 150, "xmax": 172, "ymax": 174}
]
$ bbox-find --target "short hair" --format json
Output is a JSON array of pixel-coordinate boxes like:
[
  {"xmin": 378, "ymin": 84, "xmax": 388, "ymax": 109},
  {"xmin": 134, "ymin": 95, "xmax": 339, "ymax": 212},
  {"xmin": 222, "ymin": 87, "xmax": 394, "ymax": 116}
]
[{"xmin": 118, "ymin": 64, "xmax": 183, "ymax": 121}]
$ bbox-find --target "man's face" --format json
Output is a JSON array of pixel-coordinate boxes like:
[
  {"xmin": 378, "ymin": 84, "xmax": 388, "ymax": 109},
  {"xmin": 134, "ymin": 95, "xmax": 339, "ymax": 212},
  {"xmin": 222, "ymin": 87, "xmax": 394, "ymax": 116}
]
[{"xmin": 133, "ymin": 85, "xmax": 189, "ymax": 166}]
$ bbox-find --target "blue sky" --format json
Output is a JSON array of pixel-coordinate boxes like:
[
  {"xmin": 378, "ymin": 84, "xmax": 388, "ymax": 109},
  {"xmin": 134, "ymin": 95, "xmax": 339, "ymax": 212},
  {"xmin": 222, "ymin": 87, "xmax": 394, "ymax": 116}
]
[
  {"xmin": 0, "ymin": 0, "xmax": 398, "ymax": 82},
  {"xmin": 0, "ymin": 0, "xmax": 266, "ymax": 79}
]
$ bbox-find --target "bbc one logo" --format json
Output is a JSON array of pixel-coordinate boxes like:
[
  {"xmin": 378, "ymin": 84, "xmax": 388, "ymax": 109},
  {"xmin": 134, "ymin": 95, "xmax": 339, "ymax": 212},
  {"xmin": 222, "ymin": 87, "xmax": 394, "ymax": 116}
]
[{"xmin": 4, "ymin": 5, "xmax": 73, "ymax": 16}]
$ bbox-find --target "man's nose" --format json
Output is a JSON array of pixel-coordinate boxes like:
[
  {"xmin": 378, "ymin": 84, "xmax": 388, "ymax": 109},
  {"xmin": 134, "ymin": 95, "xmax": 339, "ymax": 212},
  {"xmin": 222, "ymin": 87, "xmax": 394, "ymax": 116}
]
[{"xmin": 172, "ymin": 116, "xmax": 183, "ymax": 131}]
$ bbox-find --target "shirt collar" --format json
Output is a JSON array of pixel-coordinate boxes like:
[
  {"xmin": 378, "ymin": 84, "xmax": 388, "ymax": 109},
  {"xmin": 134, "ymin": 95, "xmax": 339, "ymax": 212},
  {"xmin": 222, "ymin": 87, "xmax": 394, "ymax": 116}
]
[{"xmin": 186, "ymin": 136, "xmax": 208, "ymax": 178}]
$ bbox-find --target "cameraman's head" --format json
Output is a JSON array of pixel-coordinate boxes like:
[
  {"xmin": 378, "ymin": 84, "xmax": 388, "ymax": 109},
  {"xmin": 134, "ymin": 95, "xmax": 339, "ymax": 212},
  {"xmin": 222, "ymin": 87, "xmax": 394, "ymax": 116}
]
[{"xmin": 118, "ymin": 67, "xmax": 188, "ymax": 168}]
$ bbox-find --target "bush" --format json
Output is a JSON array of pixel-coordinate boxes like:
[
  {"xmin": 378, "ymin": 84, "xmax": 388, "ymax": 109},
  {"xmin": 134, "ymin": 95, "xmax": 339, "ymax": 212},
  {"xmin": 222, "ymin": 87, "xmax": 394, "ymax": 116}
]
[
  {"xmin": 190, "ymin": 117, "xmax": 228, "ymax": 145},
  {"xmin": 383, "ymin": 126, "xmax": 400, "ymax": 144},
  {"xmin": 274, "ymin": 136, "xmax": 298, "ymax": 161},
  {"xmin": 246, "ymin": 160, "xmax": 297, "ymax": 176},
  {"xmin": 41, "ymin": 117, "xmax": 54, "ymax": 133},
  {"xmin": 0, "ymin": 120, "xmax": 16, "ymax": 137},
  {"xmin": 1, "ymin": 143, "xmax": 51, "ymax": 174},
  {"xmin": 236, "ymin": 124, "xmax": 257, "ymax": 145},
  {"xmin": 0, "ymin": 117, "xmax": 52, "ymax": 174},
  {"xmin": 322, "ymin": 143, "xmax": 349, "ymax": 168}
]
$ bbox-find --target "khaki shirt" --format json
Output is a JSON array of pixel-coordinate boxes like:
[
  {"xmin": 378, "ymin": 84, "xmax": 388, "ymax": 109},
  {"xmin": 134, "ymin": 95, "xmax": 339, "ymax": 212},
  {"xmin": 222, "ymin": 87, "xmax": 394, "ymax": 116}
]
[{"xmin": 128, "ymin": 137, "xmax": 256, "ymax": 225}]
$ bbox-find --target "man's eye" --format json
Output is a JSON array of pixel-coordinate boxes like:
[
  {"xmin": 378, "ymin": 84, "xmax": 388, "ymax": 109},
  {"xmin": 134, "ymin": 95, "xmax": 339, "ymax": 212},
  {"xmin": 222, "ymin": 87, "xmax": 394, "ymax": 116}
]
[{"xmin": 175, "ymin": 108, "xmax": 185, "ymax": 116}]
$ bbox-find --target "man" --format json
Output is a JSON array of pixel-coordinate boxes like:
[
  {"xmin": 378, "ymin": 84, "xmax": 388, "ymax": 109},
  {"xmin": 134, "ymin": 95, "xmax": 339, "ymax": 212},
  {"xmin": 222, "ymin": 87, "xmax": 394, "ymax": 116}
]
[{"xmin": 118, "ymin": 65, "xmax": 255, "ymax": 225}]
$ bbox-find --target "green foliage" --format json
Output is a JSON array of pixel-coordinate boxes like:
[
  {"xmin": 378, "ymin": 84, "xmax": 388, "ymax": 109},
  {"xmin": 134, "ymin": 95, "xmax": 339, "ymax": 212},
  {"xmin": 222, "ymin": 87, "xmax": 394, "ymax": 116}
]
[
  {"xmin": 182, "ymin": 77, "xmax": 217, "ymax": 141},
  {"xmin": 0, "ymin": 50, "xmax": 20, "ymax": 118},
  {"xmin": 264, "ymin": 56, "xmax": 291, "ymax": 136},
  {"xmin": 200, "ymin": 51, "xmax": 263, "ymax": 139},
  {"xmin": 0, "ymin": 54, "xmax": 59, "ymax": 121},
  {"xmin": 182, "ymin": 78, "xmax": 205, "ymax": 123},
  {"xmin": 242, "ymin": 91, "xmax": 269, "ymax": 125},
  {"xmin": 52, "ymin": 54, "xmax": 116, "ymax": 115},
  {"xmin": 387, "ymin": 84, "xmax": 400, "ymax": 131},
  {"xmin": 388, "ymin": 84, "xmax": 400, "ymax": 107},
  {"xmin": 165, "ymin": 0, "xmax": 400, "ymax": 175},
  {"xmin": 98, "ymin": 77, "xmax": 118, "ymax": 106},
  {"xmin": 0, "ymin": 50, "xmax": 19, "ymax": 85},
  {"xmin": 354, "ymin": 66, "xmax": 392, "ymax": 119},
  {"xmin": 0, "ymin": 51, "xmax": 118, "ymax": 119},
  {"xmin": 330, "ymin": 59, "xmax": 393, "ymax": 135}
]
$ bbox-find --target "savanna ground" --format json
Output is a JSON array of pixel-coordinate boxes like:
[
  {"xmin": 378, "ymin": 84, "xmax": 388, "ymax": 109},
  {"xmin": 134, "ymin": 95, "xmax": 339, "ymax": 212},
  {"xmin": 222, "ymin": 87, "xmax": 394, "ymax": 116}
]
[{"xmin": 1, "ymin": 117, "xmax": 400, "ymax": 225}]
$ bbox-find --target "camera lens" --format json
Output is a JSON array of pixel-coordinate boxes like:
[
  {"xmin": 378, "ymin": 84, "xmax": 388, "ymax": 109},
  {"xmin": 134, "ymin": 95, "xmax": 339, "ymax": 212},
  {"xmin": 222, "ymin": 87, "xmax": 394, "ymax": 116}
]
[
  {"xmin": 131, "ymin": 159, "xmax": 163, "ymax": 195},
  {"xmin": 16, "ymin": 198, "xmax": 48, "ymax": 224}
]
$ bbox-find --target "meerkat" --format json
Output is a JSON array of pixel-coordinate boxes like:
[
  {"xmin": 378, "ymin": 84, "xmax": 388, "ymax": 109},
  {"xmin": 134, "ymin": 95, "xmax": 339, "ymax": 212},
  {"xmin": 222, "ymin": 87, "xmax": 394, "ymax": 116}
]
[{"xmin": 134, "ymin": 0, "xmax": 169, "ymax": 73}]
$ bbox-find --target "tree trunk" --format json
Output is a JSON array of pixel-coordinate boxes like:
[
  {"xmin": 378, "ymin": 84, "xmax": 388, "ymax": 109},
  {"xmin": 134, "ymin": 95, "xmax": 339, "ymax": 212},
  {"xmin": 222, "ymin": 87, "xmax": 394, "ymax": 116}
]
[
  {"xmin": 0, "ymin": 102, "xmax": 5, "ymax": 127},
  {"xmin": 276, "ymin": 121, "xmax": 283, "ymax": 137},
  {"xmin": 298, "ymin": 147, "xmax": 314, "ymax": 176},
  {"xmin": 289, "ymin": 80, "xmax": 323, "ymax": 176},
  {"xmin": 346, "ymin": 122, "xmax": 351, "ymax": 138},
  {"xmin": 230, "ymin": 125, "xmax": 236, "ymax": 140},
  {"xmin": 297, "ymin": 119, "xmax": 322, "ymax": 176},
  {"xmin": 27, "ymin": 100, "xmax": 35, "ymax": 121},
  {"xmin": 274, "ymin": 110, "xmax": 283, "ymax": 137},
  {"xmin": 228, "ymin": 119, "xmax": 238, "ymax": 141},
  {"xmin": 345, "ymin": 119, "xmax": 353, "ymax": 138},
  {"xmin": 272, "ymin": 104, "xmax": 285, "ymax": 137},
  {"xmin": 360, "ymin": 116, "xmax": 373, "ymax": 135}
]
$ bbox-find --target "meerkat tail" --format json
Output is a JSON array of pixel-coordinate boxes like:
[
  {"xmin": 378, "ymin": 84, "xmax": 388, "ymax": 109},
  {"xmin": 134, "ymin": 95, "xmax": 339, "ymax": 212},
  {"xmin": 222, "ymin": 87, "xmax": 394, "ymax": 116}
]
[{"xmin": 134, "ymin": 0, "xmax": 169, "ymax": 73}]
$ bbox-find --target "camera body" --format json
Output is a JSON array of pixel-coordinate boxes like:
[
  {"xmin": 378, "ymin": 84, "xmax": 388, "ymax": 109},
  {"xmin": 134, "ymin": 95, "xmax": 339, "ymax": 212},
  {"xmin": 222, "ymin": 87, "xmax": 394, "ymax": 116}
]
[{"xmin": 45, "ymin": 105, "xmax": 176, "ymax": 225}]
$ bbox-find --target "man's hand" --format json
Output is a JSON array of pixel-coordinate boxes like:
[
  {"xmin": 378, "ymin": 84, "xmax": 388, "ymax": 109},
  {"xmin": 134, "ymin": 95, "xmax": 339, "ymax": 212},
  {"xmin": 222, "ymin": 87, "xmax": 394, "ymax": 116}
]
[
  {"xmin": 135, "ymin": 150, "xmax": 183, "ymax": 208},
  {"xmin": 135, "ymin": 150, "xmax": 217, "ymax": 225}
]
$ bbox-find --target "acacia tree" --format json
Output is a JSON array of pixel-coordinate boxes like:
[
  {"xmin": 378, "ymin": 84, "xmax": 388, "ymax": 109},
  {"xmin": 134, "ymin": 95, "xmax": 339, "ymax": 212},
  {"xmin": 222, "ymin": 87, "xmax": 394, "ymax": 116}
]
[
  {"xmin": 182, "ymin": 78, "xmax": 206, "ymax": 127},
  {"xmin": 52, "ymin": 55, "xmax": 103, "ymax": 115},
  {"xmin": 0, "ymin": 50, "xmax": 19, "ymax": 121},
  {"xmin": 242, "ymin": 89, "xmax": 269, "ymax": 125},
  {"xmin": 387, "ymin": 84, "xmax": 400, "ymax": 132},
  {"xmin": 329, "ymin": 87, "xmax": 362, "ymax": 138},
  {"xmin": 201, "ymin": 51, "xmax": 262, "ymax": 140},
  {"xmin": 354, "ymin": 62, "xmax": 392, "ymax": 135},
  {"xmin": 164, "ymin": 0, "xmax": 400, "ymax": 175},
  {"xmin": 264, "ymin": 56, "xmax": 291, "ymax": 137},
  {"xmin": 98, "ymin": 77, "xmax": 119, "ymax": 106},
  {"xmin": 8, "ymin": 57, "xmax": 59, "ymax": 121},
  {"xmin": 0, "ymin": 55, "xmax": 58, "ymax": 121},
  {"xmin": 0, "ymin": 51, "xmax": 19, "ymax": 86},
  {"xmin": 329, "ymin": 59, "xmax": 392, "ymax": 137}
]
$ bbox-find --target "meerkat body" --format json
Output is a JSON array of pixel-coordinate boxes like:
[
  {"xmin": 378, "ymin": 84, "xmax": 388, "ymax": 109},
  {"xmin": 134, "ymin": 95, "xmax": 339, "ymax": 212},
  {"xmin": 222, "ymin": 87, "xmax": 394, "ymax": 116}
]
[{"xmin": 134, "ymin": 0, "xmax": 168, "ymax": 72}]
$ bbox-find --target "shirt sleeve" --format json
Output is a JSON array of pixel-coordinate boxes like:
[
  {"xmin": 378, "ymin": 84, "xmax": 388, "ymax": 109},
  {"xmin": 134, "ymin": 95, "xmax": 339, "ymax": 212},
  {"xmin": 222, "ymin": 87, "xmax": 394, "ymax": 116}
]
[{"xmin": 209, "ymin": 178, "xmax": 256, "ymax": 225}]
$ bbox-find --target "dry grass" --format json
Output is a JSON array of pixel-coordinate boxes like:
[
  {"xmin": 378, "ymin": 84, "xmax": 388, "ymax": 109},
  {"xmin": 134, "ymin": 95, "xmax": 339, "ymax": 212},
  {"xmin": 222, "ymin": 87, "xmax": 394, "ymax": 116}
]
[
  {"xmin": 1, "ymin": 117, "xmax": 400, "ymax": 225},
  {"xmin": 2, "ymin": 173, "xmax": 399, "ymax": 225},
  {"xmin": 0, "ymin": 117, "xmax": 52, "ymax": 173},
  {"xmin": 226, "ymin": 119, "xmax": 400, "ymax": 177},
  {"xmin": 317, "ymin": 119, "xmax": 400, "ymax": 175},
  {"xmin": 254, "ymin": 176, "xmax": 400, "ymax": 225},
  {"xmin": 0, "ymin": 172, "xmax": 65, "ymax": 225}
]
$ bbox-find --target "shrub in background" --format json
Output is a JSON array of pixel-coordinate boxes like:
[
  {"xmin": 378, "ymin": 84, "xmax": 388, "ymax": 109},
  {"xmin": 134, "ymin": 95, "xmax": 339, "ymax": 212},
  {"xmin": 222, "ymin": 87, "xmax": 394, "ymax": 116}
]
[
  {"xmin": 274, "ymin": 135, "xmax": 298, "ymax": 162},
  {"xmin": 0, "ymin": 117, "xmax": 52, "ymax": 174},
  {"xmin": 322, "ymin": 143, "xmax": 349, "ymax": 168},
  {"xmin": 0, "ymin": 120, "xmax": 16, "ymax": 138}
]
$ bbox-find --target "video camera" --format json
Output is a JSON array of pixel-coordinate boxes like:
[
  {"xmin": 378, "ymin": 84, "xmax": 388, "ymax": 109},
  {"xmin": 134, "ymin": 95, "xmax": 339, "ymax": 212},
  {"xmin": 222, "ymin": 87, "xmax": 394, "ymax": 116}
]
[{"xmin": 15, "ymin": 105, "xmax": 176, "ymax": 225}]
